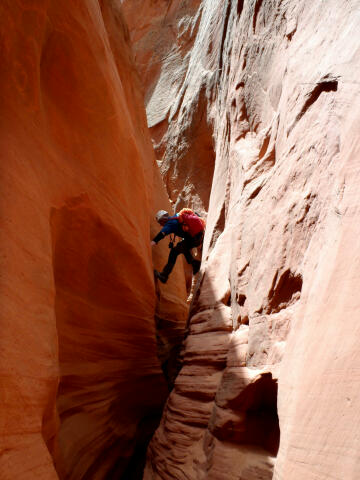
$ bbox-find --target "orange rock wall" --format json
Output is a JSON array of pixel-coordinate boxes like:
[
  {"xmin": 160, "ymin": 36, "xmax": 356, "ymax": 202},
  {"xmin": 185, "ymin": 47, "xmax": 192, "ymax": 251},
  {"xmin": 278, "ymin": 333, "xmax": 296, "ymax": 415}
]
[
  {"xmin": 124, "ymin": 0, "xmax": 360, "ymax": 479},
  {"xmin": 0, "ymin": 1, "xmax": 187, "ymax": 479}
]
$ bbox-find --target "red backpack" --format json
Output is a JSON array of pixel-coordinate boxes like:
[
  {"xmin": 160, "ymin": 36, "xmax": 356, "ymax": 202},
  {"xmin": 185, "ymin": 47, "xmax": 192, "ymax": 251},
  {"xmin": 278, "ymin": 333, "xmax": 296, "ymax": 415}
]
[{"xmin": 178, "ymin": 208, "xmax": 206, "ymax": 236}]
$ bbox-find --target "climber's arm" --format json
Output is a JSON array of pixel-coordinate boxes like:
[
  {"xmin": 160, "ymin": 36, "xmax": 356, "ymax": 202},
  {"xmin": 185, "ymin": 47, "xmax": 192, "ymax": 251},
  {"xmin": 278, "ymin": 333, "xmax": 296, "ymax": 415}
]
[
  {"xmin": 151, "ymin": 231, "xmax": 165, "ymax": 244},
  {"xmin": 151, "ymin": 220, "xmax": 177, "ymax": 245}
]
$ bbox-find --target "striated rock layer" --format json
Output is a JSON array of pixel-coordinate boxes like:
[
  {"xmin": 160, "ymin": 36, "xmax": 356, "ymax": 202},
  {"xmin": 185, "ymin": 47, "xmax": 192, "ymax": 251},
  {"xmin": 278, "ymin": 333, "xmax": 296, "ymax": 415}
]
[
  {"xmin": 124, "ymin": 0, "xmax": 360, "ymax": 479},
  {"xmin": 0, "ymin": 1, "xmax": 188, "ymax": 479}
]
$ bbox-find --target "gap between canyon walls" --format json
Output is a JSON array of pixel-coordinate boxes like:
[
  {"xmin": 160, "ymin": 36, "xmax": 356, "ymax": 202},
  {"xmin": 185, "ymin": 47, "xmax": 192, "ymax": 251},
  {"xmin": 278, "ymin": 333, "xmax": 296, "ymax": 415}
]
[
  {"xmin": 123, "ymin": 0, "xmax": 360, "ymax": 479},
  {"xmin": 123, "ymin": 1, "xmax": 285, "ymax": 478},
  {"xmin": 122, "ymin": 0, "xmax": 216, "ymax": 216}
]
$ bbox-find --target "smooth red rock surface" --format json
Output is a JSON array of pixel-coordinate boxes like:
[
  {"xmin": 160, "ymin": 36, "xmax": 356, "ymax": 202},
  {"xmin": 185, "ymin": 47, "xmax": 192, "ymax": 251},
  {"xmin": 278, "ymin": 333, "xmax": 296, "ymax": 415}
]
[
  {"xmin": 0, "ymin": 1, "xmax": 187, "ymax": 479},
  {"xmin": 125, "ymin": 0, "xmax": 360, "ymax": 479}
]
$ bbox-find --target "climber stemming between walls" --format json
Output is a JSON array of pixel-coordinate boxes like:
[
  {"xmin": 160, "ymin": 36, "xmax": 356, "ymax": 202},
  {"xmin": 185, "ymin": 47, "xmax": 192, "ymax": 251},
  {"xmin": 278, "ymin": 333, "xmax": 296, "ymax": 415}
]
[{"xmin": 151, "ymin": 208, "xmax": 205, "ymax": 283}]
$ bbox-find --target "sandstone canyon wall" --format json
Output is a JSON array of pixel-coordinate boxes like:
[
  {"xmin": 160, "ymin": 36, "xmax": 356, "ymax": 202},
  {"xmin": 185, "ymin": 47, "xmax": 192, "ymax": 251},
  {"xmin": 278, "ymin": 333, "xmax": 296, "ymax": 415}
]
[
  {"xmin": 123, "ymin": 0, "xmax": 360, "ymax": 479},
  {"xmin": 122, "ymin": 0, "xmax": 213, "ymax": 215},
  {"xmin": 0, "ymin": 1, "xmax": 188, "ymax": 479},
  {"xmin": 2, "ymin": 1, "xmax": 360, "ymax": 479}
]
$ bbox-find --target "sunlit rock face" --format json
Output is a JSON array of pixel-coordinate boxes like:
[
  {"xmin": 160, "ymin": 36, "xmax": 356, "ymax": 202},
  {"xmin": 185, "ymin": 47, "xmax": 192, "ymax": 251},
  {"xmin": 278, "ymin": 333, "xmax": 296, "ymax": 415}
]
[
  {"xmin": 0, "ymin": 1, "xmax": 188, "ymax": 479},
  {"xmin": 124, "ymin": 0, "xmax": 360, "ymax": 479},
  {"xmin": 122, "ymin": 0, "xmax": 214, "ymax": 214}
]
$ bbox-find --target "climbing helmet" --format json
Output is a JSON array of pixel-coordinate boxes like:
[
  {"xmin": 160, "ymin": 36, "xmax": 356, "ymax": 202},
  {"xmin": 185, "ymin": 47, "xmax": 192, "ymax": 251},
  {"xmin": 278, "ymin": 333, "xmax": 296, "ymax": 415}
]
[{"xmin": 155, "ymin": 210, "xmax": 169, "ymax": 223}]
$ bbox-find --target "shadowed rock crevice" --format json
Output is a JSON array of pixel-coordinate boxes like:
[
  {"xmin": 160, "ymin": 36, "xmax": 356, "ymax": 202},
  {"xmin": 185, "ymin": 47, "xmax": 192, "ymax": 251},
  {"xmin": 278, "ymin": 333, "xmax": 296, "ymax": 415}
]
[
  {"xmin": 259, "ymin": 134, "xmax": 270, "ymax": 160},
  {"xmin": 285, "ymin": 79, "xmax": 340, "ymax": 138},
  {"xmin": 237, "ymin": 294, "xmax": 246, "ymax": 306},
  {"xmin": 247, "ymin": 183, "xmax": 263, "ymax": 201},
  {"xmin": 219, "ymin": 0, "xmax": 232, "ymax": 73},
  {"xmin": 253, "ymin": 0, "xmax": 264, "ymax": 33},
  {"xmin": 212, "ymin": 373, "xmax": 280, "ymax": 457},
  {"xmin": 154, "ymin": 314, "xmax": 185, "ymax": 389},
  {"xmin": 239, "ymin": 374, "xmax": 280, "ymax": 456},
  {"xmin": 297, "ymin": 79, "xmax": 338, "ymax": 123},
  {"xmin": 237, "ymin": 0, "xmax": 244, "ymax": 17},
  {"xmin": 209, "ymin": 202, "xmax": 226, "ymax": 251},
  {"xmin": 116, "ymin": 414, "xmax": 163, "ymax": 480},
  {"xmin": 267, "ymin": 269, "xmax": 303, "ymax": 314}
]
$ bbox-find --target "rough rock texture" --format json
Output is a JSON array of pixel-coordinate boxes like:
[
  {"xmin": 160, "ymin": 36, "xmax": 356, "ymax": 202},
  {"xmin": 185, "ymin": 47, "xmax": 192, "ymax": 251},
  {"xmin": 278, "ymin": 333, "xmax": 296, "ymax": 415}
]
[
  {"xmin": 124, "ymin": 0, "xmax": 360, "ymax": 479},
  {"xmin": 0, "ymin": 1, "xmax": 188, "ymax": 479},
  {"xmin": 122, "ymin": 0, "xmax": 213, "ymax": 214}
]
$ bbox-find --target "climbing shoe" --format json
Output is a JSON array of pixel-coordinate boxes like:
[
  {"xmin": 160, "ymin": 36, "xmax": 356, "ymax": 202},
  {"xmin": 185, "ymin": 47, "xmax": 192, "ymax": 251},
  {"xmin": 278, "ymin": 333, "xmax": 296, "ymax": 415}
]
[
  {"xmin": 192, "ymin": 260, "xmax": 201, "ymax": 275},
  {"xmin": 154, "ymin": 270, "xmax": 168, "ymax": 284}
]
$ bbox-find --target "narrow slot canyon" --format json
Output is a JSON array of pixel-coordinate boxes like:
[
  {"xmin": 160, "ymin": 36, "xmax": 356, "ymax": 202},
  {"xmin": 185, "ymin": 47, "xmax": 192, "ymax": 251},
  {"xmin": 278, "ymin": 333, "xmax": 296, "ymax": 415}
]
[{"xmin": 1, "ymin": 1, "xmax": 360, "ymax": 480}]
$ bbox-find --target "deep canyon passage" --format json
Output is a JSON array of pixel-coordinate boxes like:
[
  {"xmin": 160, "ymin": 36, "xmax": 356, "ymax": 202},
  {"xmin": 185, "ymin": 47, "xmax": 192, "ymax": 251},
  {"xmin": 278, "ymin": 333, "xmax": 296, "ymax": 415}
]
[{"xmin": 1, "ymin": 1, "xmax": 360, "ymax": 480}]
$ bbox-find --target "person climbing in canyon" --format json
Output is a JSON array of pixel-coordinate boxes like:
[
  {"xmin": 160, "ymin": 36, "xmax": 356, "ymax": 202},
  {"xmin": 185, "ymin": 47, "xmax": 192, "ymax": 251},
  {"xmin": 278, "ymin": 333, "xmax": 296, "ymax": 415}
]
[{"xmin": 151, "ymin": 208, "xmax": 205, "ymax": 283}]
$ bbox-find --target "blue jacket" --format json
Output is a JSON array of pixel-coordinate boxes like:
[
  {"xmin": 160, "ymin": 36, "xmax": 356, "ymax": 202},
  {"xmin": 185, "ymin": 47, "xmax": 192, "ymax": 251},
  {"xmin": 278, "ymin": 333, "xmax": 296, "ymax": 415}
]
[{"xmin": 153, "ymin": 215, "xmax": 187, "ymax": 243}]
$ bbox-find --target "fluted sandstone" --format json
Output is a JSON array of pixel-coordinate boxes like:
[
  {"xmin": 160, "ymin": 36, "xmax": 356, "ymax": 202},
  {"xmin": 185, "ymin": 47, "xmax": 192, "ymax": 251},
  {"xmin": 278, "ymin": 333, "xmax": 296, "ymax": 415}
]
[
  {"xmin": 0, "ymin": 1, "xmax": 188, "ymax": 479},
  {"xmin": 122, "ymin": 0, "xmax": 214, "ymax": 215},
  {"xmin": 124, "ymin": 0, "xmax": 360, "ymax": 479}
]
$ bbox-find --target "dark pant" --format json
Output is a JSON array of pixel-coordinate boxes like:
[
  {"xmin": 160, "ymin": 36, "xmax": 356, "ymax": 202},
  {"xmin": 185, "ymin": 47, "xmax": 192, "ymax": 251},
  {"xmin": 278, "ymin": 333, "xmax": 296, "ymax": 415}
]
[{"xmin": 162, "ymin": 232, "xmax": 203, "ymax": 276}]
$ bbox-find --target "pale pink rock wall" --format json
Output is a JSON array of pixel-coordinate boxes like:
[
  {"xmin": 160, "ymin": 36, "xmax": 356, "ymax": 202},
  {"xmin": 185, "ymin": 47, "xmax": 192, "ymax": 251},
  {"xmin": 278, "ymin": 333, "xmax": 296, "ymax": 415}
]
[
  {"xmin": 122, "ymin": 0, "xmax": 213, "ymax": 214},
  {"xmin": 124, "ymin": 0, "xmax": 360, "ymax": 478}
]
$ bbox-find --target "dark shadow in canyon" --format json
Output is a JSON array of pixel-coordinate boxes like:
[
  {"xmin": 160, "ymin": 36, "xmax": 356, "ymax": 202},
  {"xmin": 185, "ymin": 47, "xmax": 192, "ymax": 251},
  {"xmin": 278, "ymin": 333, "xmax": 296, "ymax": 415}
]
[
  {"xmin": 219, "ymin": 372, "xmax": 280, "ymax": 456},
  {"xmin": 267, "ymin": 268, "xmax": 303, "ymax": 314},
  {"xmin": 50, "ymin": 194, "xmax": 168, "ymax": 480}
]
